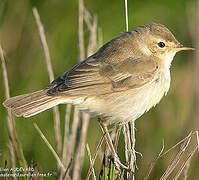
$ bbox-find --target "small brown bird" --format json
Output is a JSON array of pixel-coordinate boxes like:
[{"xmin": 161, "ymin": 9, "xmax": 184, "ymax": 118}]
[{"xmin": 3, "ymin": 23, "xmax": 193, "ymax": 125}]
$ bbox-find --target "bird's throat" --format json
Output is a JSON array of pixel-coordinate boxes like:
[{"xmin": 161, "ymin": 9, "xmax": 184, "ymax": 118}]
[{"xmin": 160, "ymin": 52, "xmax": 176, "ymax": 68}]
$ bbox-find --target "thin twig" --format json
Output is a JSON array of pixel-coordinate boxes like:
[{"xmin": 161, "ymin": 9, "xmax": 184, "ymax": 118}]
[
  {"xmin": 196, "ymin": 131, "xmax": 199, "ymax": 153},
  {"xmin": 32, "ymin": 7, "xmax": 62, "ymax": 161},
  {"xmin": 73, "ymin": 1, "xmax": 99, "ymax": 178},
  {"xmin": 8, "ymin": 143, "xmax": 17, "ymax": 180},
  {"xmin": 62, "ymin": 158, "xmax": 73, "ymax": 180},
  {"xmin": 98, "ymin": 27, "xmax": 103, "ymax": 48},
  {"xmin": 0, "ymin": 44, "xmax": 10, "ymax": 99},
  {"xmin": 53, "ymin": 107, "xmax": 62, "ymax": 156},
  {"xmin": 71, "ymin": 3, "xmax": 85, "ymax": 178},
  {"xmin": 0, "ymin": 43, "xmax": 15, "ymax": 146},
  {"xmin": 62, "ymin": 104, "xmax": 72, "ymax": 165},
  {"xmin": 73, "ymin": 113, "xmax": 90, "ymax": 179},
  {"xmin": 173, "ymin": 144, "xmax": 197, "ymax": 180},
  {"xmin": 68, "ymin": 107, "xmax": 80, "ymax": 165},
  {"xmin": 124, "ymin": 0, "xmax": 129, "ymax": 31},
  {"xmin": 86, "ymin": 144, "xmax": 97, "ymax": 180},
  {"xmin": 61, "ymin": 104, "xmax": 72, "ymax": 180},
  {"xmin": 114, "ymin": 125, "xmax": 122, "ymax": 151},
  {"xmin": 160, "ymin": 134, "xmax": 192, "ymax": 180},
  {"xmin": 70, "ymin": 107, "xmax": 81, "ymax": 179},
  {"xmin": 123, "ymin": 123, "xmax": 135, "ymax": 179},
  {"xmin": 123, "ymin": 125, "xmax": 129, "ymax": 166},
  {"xmin": 183, "ymin": 161, "xmax": 191, "ymax": 180},
  {"xmin": 77, "ymin": 6, "xmax": 93, "ymax": 176},
  {"xmin": 160, "ymin": 131, "xmax": 193, "ymax": 158},
  {"xmin": 34, "ymin": 123, "xmax": 66, "ymax": 172},
  {"xmin": 123, "ymin": 0, "xmax": 136, "ymax": 179},
  {"xmin": 78, "ymin": 0, "xmax": 85, "ymax": 60},
  {"xmin": 120, "ymin": 169, "xmax": 125, "ymax": 180},
  {"xmin": 130, "ymin": 122, "xmax": 136, "ymax": 170},
  {"xmin": 1, "ymin": 44, "xmax": 27, "ymax": 168},
  {"xmin": 84, "ymin": 9, "xmax": 98, "ymax": 56},
  {"xmin": 32, "ymin": 8, "xmax": 54, "ymax": 81},
  {"xmin": 182, "ymin": 155, "xmax": 191, "ymax": 180},
  {"xmin": 0, "ymin": 44, "xmax": 15, "ymax": 141},
  {"xmin": 85, "ymin": 133, "xmax": 105, "ymax": 180},
  {"xmin": 144, "ymin": 140, "xmax": 165, "ymax": 180},
  {"xmin": 83, "ymin": 9, "xmax": 93, "ymax": 30}
]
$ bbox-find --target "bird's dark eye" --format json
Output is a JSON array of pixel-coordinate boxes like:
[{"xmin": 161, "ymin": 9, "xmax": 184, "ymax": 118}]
[{"xmin": 158, "ymin": 42, "xmax": 165, "ymax": 48}]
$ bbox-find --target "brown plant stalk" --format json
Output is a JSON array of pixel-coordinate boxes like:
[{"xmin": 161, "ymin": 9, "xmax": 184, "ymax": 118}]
[
  {"xmin": 32, "ymin": 8, "xmax": 62, "ymax": 174},
  {"xmin": 0, "ymin": 44, "xmax": 27, "ymax": 171}
]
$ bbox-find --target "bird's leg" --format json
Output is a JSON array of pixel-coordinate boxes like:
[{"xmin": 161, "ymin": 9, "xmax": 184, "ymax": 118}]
[{"xmin": 98, "ymin": 118, "xmax": 130, "ymax": 171}]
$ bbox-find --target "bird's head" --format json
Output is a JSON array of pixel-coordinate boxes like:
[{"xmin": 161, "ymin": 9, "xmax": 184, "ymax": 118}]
[{"xmin": 135, "ymin": 23, "xmax": 194, "ymax": 67}]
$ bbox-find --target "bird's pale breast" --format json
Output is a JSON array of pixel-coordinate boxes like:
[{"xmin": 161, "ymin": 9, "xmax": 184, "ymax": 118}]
[{"xmin": 76, "ymin": 68, "xmax": 171, "ymax": 125}]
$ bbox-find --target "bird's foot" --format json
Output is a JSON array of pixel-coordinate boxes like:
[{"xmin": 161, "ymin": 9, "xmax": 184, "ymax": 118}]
[{"xmin": 110, "ymin": 154, "xmax": 131, "ymax": 172}]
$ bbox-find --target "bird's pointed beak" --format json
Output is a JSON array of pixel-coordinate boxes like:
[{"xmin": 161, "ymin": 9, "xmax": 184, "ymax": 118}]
[{"xmin": 175, "ymin": 44, "xmax": 195, "ymax": 51}]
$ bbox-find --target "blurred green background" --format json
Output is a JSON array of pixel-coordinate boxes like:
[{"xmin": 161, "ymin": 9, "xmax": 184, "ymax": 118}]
[{"xmin": 0, "ymin": 0, "xmax": 198, "ymax": 179}]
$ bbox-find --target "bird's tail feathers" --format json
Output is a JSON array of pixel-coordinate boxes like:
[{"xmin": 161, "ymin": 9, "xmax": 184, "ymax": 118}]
[{"xmin": 3, "ymin": 90, "xmax": 63, "ymax": 117}]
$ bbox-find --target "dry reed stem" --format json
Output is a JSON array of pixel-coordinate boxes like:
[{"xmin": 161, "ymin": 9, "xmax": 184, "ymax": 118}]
[
  {"xmin": 76, "ymin": 12, "xmax": 98, "ymax": 175},
  {"xmin": 78, "ymin": 0, "xmax": 85, "ymax": 61},
  {"xmin": 144, "ymin": 140, "xmax": 165, "ymax": 180},
  {"xmin": 130, "ymin": 123, "xmax": 136, "ymax": 169},
  {"xmin": 87, "ymin": 17, "xmax": 97, "ymax": 55},
  {"xmin": 0, "ymin": 45, "xmax": 10, "ymax": 99},
  {"xmin": 67, "ymin": 108, "xmax": 80, "ymax": 177},
  {"xmin": 61, "ymin": 104, "xmax": 72, "ymax": 180},
  {"xmin": 160, "ymin": 134, "xmax": 192, "ymax": 180},
  {"xmin": 73, "ymin": 0, "xmax": 100, "ymax": 178},
  {"xmin": 114, "ymin": 125, "xmax": 122, "ymax": 151},
  {"xmin": 123, "ymin": 125, "xmax": 130, "ymax": 164},
  {"xmin": 124, "ymin": 0, "xmax": 129, "ymax": 31},
  {"xmin": 86, "ymin": 144, "xmax": 97, "ymax": 180},
  {"xmin": 99, "ymin": 122, "xmax": 117, "ymax": 157},
  {"xmin": 62, "ymin": 158, "xmax": 73, "ymax": 180},
  {"xmin": 8, "ymin": 143, "xmax": 17, "ymax": 180},
  {"xmin": 32, "ymin": 8, "xmax": 54, "ymax": 81},
  {"xmin": 173, "ymin": 145, "xmax": 197, "ymax": 180},
  {"xmin": 73, "ymin": 113, "xmax": 89, "ymax": 179},
  {"xmin": 145, "ymin": 131, "xmax": 198, "ymax": 179},
  {"xmin": 32, "ymin": 7, "xmax": 62, "ymax": 166},
  {"xmin": 160, "ymin": 131, "xmax": 193, "ymax": 158},
  {"xmin": 0, "ymin": 43, "xmax": 15, "ymax": 154},
  {"xmin": 0, "ymin": 44, "xmax": 15, "ymax": 145},
  {"xmin": 182, "ymin": 158, "xmax": 191, "ymax": 180},
  {"xmin": 196, "ymin": 131, "xmax": 199, "ymax": 152},
  {"xmin": 123, "ymin": 125, "xmax": 128, "ymax": 165},
  {"xmin": 98, "ymin": 28, "xmax": 103, "ymax": 48},
  {"xmin": 71, "ymin": 1, "xmax": 85, "ymax": 178},
  {"xmin": 123, "ymin": 0, "xmax": 136, "ymax": 178},
  {"xmin": 75, "ymin": 4, "xmax": 92, "ymax": 178},
  {"xmin": 68, "ymin": 107, "xmax": 80, "ymax": 160},
  {"xmin": 70, "ymin": 106, "xmax": 81, "ymax": 179},
  {"xmin": 1, "ymin": 44, "xmax": 27, "ymax": 168},
  {"xmin": 62, "ymin": 104, "xmax": 72, "ymax": 164},
  {"xmin": 84, "ymin": 9, "xmax": 97, "ymax": 56},
  {"xmin": 34, "ymin": 123, "xmax": 66, "ymax": 172},
  {"xmin": 120, "ymin": 169, "xmax": 125, "ymax": 180},
  {"xmin": 83, "ymin": 9, "xmax": 93, "ymax": 32},
  {"xmin": 123, "ymin": 123, "xmax": 135, "ymax": 179},
  {"xmin": 85, "ymin": 133, "xmax": 105, "ymax": 180},
  {"xmin": 176, "ymin": 131, "xmax": 199, "ymax": 179}
]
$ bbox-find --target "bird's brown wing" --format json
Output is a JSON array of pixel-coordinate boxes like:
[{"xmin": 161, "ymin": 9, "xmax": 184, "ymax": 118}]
[{"xmin": 46, "ymin": 57, "xmax": 159, "ymax": 96}]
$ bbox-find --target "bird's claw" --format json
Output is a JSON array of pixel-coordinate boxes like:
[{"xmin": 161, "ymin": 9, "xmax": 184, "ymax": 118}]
[{"xmin": 110, "ymin": 154, "xmax": 132, "ymax": 172}]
